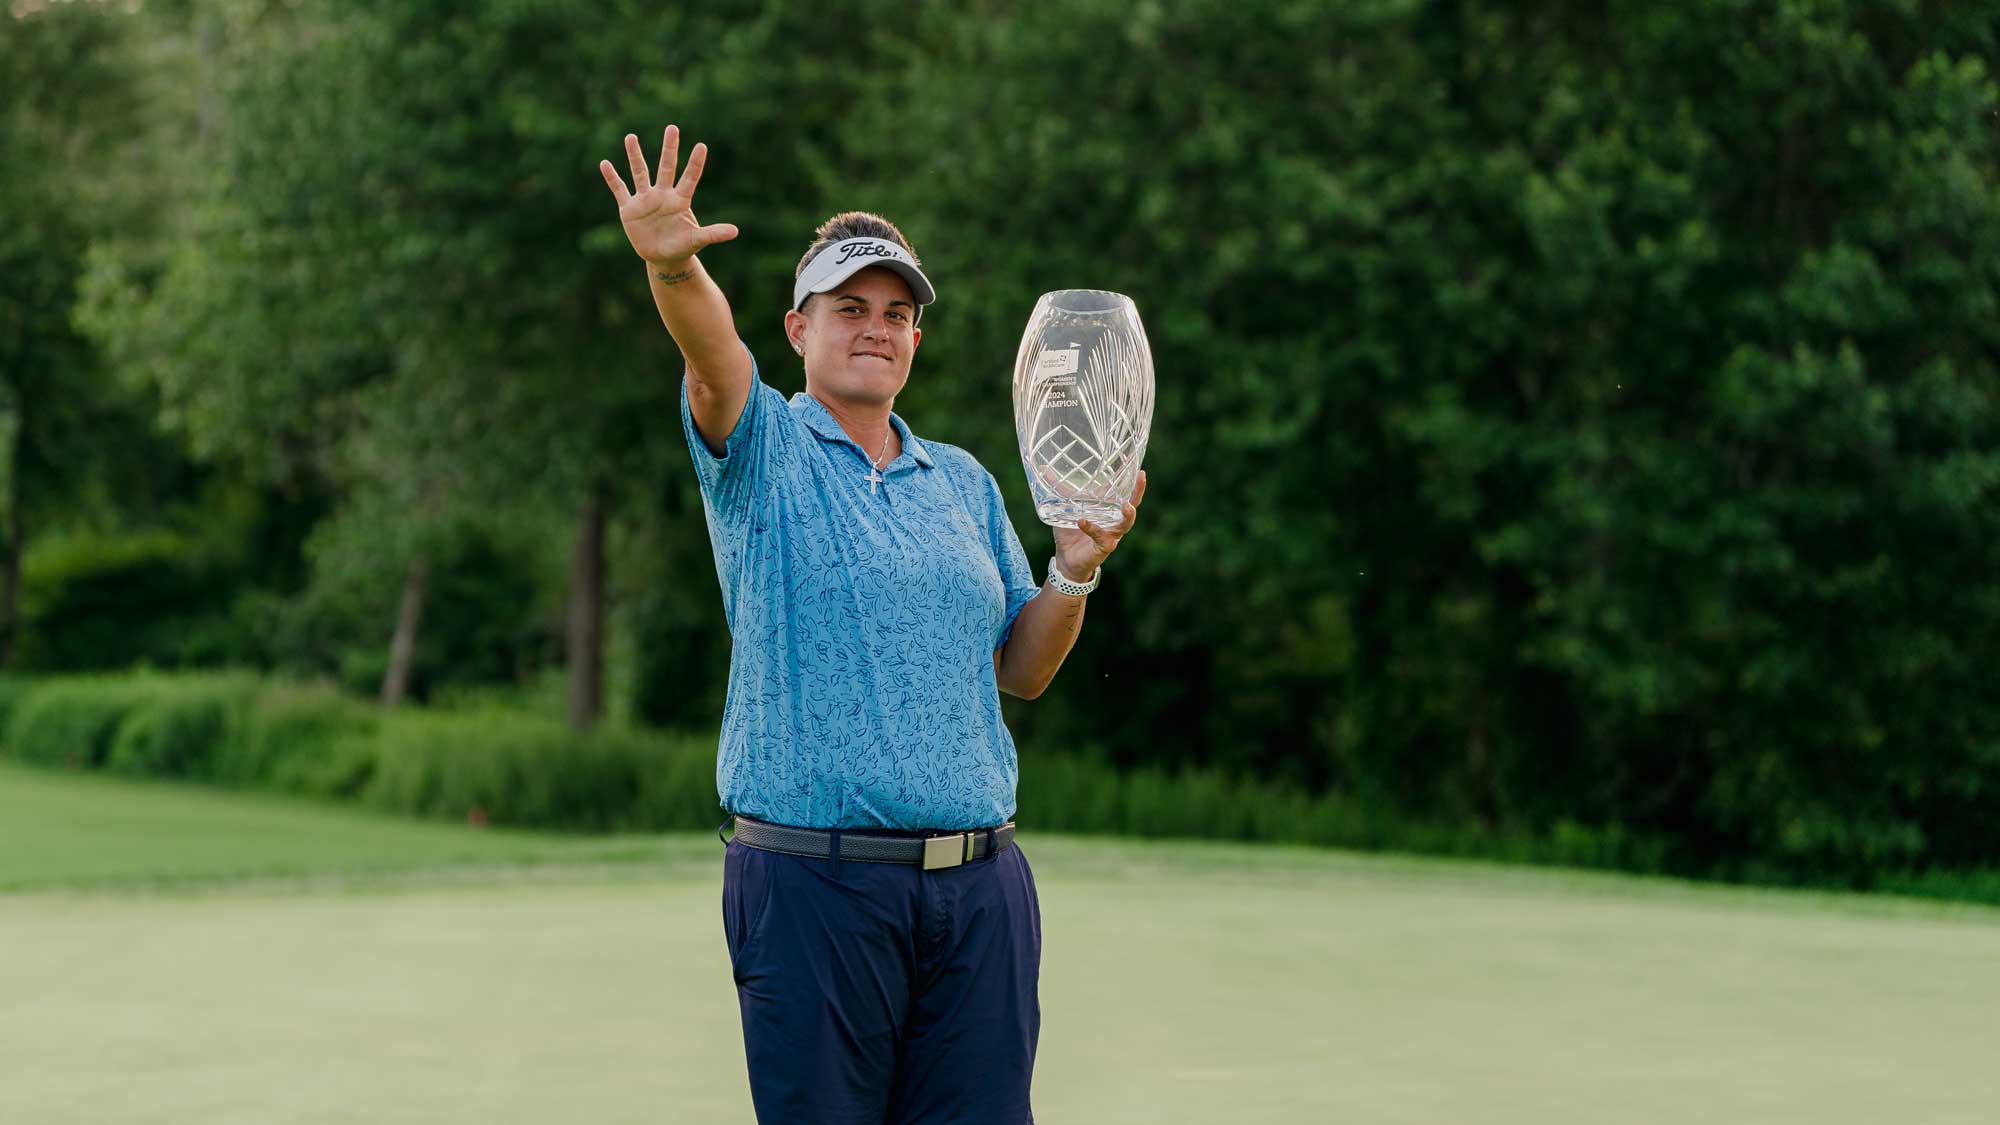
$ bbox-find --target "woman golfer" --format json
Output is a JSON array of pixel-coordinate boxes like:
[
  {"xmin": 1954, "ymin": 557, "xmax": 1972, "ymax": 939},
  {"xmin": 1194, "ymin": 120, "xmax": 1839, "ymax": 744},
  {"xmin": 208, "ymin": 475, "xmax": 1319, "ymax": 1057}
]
[{"xmin": 600, "ymin": 127, "xmax": 1145, "ymax": 1123}]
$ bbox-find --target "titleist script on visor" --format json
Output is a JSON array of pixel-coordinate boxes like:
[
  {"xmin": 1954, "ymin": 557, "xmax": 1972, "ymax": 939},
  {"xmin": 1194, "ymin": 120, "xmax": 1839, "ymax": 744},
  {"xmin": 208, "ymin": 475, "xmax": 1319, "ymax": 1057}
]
[{"xmin": 834, "ymin": 241, "xmax": 904, "ymax": 265}]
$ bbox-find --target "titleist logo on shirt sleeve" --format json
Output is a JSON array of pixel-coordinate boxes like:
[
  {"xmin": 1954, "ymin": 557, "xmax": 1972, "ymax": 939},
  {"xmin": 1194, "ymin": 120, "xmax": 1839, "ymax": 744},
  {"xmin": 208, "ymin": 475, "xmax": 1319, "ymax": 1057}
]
[{"xmin": 834, "ymin": 241, "xmax": 902, "ymax": 265}]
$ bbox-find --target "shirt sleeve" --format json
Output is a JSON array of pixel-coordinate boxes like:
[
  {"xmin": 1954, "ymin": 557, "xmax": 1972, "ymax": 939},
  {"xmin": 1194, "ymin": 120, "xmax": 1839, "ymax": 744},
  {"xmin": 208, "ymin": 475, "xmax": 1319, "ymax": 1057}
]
[
  {"xmin": 679, "ymin": 349, "xmax": 789, "ymax": 522},
  {"xmin": 981, "ymin": 468, "xmax": 1043, "ymax": 650}
]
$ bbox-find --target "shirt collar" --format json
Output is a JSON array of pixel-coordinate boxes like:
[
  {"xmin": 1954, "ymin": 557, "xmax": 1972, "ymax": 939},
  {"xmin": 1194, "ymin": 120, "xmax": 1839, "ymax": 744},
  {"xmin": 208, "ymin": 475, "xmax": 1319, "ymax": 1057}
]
[{"xmin": 790, "ymin": 391, "xmax": 935, "ymax": 468}]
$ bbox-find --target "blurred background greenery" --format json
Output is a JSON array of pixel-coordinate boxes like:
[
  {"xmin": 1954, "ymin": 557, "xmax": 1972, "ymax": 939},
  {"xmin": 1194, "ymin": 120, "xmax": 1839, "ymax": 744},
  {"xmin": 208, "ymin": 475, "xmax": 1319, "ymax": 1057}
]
[{"xmin": 4, "ymin": 0, "xmax": 1997, "ymax": 895}]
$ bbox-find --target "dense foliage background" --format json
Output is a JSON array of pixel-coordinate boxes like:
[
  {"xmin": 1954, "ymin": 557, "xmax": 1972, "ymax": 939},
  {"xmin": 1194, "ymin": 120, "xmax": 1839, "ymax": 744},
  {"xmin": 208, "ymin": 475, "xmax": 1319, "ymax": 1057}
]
[{"xmin": 6, "ymin": 0, "xmax": 1997, "ymax": 887}]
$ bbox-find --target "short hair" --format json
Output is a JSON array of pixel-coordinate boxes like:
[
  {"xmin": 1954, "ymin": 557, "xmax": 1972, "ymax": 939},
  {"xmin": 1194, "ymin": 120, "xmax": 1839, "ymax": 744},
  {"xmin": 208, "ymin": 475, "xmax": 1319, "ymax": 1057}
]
[{"xmin": 794, "ymin": 212, "xmax": 921, "ymax": 312}]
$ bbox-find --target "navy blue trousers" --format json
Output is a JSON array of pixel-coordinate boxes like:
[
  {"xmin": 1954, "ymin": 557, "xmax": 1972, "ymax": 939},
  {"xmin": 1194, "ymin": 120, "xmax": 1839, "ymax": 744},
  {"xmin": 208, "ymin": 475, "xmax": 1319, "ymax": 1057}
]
[{"xmin": 721, "ymin": 830, "xmax": 1041, "ymax": 1124}]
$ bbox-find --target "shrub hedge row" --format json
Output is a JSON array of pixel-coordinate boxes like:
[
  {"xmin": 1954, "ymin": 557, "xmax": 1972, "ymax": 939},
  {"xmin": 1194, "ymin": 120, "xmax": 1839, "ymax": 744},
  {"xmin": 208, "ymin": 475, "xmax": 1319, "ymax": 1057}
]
[
  {"xmin": 3, "ymin": 672, "xmax": 1993, "ymax": 902},
  {"xmin": 0, "ymin": 672, "xmax": 718, "ymax": 832},
  {"xmin": 0, "ymin": 670, "xmax": 1684, "ymax": 863}
]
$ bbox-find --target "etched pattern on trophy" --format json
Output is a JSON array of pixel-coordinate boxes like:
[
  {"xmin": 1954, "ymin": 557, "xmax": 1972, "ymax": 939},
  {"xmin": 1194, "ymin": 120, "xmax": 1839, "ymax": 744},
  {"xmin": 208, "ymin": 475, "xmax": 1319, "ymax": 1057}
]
[{"xmin": 1012, "ymin": 290, "xmax": 1154, "ymax": 528}]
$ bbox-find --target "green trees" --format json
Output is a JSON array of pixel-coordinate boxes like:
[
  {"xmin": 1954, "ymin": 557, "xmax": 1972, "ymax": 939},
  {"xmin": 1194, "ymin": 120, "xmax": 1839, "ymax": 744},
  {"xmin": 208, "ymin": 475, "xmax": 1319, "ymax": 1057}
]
[
  {"xmin": 845, "ymin": 0, "xmax": 2000, "ymax": 876},
  {"xmin": 0, "ymin": 2, "xmax": 169, "ymax": 667},
  {"xmin": 84, "ymin": 0, "xmax": 670, "ymax": 722},
  {"xmin": 21, "ymin": 0, "xmax": 2000, "ymax": 882}
]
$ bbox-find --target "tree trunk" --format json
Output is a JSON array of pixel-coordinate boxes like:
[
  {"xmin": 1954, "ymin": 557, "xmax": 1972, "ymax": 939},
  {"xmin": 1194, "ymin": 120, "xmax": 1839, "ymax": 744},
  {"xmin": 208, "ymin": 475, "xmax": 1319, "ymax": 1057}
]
[
  {"xmin": 567, "ymin": 490, "xmax": 605, "ymax": 730},
  {"xmin": 0, "ymin": 395, "xmax": 21, "ymax": 670},
  {"xmin": 1, "ymin": 521, "xmax": 20, "ymax": 671},
  {"xmin": 380, "ymin": 554, "xmax": 429, "ymax": 707}
]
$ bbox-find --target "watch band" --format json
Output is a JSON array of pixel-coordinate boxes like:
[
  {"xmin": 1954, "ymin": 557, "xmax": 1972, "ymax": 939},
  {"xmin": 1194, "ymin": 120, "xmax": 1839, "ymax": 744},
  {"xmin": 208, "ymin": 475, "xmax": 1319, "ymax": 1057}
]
[{"xmin": 1047, "ymin": 556, "xmax": 1101, "ymax": 597}]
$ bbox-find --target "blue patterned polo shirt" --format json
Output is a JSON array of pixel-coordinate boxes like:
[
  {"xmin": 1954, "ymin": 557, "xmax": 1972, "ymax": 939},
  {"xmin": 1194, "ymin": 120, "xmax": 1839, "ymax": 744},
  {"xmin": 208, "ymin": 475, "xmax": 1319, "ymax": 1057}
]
[{"xmin": 680, "ymin": 352, "xmax": 1043, "ymax": 830}]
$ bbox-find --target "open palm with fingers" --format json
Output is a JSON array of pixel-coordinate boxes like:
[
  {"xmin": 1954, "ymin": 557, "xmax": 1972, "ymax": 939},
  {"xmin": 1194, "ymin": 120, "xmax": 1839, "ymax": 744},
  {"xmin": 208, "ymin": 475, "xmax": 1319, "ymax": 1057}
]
[{"xmin": 598, "ymin": 125, "xmax": 738, "ymax": 267}]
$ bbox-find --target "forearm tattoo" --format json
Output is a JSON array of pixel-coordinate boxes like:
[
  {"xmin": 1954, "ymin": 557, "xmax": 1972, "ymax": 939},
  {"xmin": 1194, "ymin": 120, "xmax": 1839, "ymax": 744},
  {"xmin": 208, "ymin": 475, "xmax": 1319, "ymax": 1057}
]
[{"xmin": 654, "ymin": 266, "xmax": 695, "ymax": 285}]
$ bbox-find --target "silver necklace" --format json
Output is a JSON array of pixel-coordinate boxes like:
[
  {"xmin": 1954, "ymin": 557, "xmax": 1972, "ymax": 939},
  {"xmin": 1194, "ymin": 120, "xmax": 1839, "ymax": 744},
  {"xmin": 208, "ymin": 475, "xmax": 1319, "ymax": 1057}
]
[{"xmin": 864, "ymin": 427, "xmax": 891, "ymax": 495}]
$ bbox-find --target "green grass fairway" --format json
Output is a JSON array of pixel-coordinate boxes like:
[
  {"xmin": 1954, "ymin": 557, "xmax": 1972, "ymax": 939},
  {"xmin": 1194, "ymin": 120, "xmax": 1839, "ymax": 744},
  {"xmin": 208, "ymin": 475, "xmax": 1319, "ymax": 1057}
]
[
  {"xmin": 0, "ymin": 761, "xmax": 677, "ymax": 891},
  {"xmin": 3, "ymin": 764, "xmax": 1998, "ymax": 1123}
]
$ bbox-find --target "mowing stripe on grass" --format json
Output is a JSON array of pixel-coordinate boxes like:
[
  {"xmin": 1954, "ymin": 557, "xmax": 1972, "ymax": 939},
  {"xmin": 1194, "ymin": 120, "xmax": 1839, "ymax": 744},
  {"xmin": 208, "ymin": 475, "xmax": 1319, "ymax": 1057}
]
[
  {"xmin": 0, "ymin": 760, "xmax": 681, "ymax": 892},
  {"xmin": 4, "ymin": 764, "xmax": 1999, "ymax": 1122}
]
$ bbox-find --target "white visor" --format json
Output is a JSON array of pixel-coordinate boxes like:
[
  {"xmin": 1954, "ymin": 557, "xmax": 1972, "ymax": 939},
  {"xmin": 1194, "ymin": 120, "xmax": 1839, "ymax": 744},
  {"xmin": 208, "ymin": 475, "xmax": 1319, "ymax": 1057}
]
[{"xmin": 792, "ymin": 238, "xmax": 937, "ymax": 315}]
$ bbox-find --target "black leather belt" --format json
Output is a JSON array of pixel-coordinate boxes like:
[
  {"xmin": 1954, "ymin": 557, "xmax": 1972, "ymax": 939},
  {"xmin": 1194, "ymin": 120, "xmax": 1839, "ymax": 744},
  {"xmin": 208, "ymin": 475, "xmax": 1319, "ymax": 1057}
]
[{"xmin": 722, "ymin": 814, "xmax": 1016, "ymax": 871}]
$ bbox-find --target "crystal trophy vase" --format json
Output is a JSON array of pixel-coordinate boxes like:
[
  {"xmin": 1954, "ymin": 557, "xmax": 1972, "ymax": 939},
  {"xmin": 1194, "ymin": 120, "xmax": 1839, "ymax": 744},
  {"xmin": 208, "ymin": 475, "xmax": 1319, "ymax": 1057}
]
[{"xmin": 1012, "ymin": 290, "xmax": 1154, "ymax": 528}]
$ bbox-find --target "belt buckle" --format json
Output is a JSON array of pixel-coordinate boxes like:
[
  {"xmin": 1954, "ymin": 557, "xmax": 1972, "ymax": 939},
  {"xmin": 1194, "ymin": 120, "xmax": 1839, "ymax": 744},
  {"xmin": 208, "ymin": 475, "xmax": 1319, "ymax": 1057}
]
[{"xmin": 922, "ymin": 832, "xmax": 971, "ymax": 871}]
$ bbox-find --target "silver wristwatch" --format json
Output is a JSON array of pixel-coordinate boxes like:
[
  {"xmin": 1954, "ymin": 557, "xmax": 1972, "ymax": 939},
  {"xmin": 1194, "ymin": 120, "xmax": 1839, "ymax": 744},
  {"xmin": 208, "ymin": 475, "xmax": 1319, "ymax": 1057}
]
[{"xmin": 1047, "ymin": 556, "xmax": 1101, "ymax": 597}]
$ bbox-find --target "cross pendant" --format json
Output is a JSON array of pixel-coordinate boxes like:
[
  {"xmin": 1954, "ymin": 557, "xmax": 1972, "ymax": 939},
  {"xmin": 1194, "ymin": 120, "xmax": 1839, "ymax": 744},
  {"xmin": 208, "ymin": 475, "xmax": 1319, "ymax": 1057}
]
[{"xmin": 865, "ymin": 468, "xmax": 884, "ymax": 495}]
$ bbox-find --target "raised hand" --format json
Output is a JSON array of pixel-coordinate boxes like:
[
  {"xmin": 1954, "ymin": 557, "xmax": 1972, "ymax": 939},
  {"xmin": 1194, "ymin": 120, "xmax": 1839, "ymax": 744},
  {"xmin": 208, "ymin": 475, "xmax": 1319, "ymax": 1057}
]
[
  {"xmin": 598, "ymin": 125, "xmax": 739, "ymax": 268},
  {"xmin": 1052, "ymin": 470, "xmax": 1148, "ymax": 583}
]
